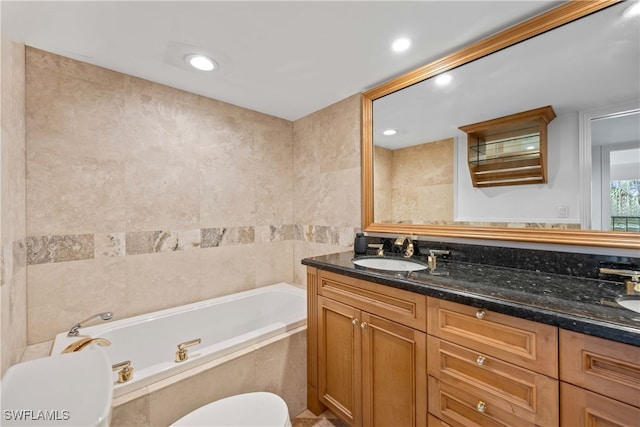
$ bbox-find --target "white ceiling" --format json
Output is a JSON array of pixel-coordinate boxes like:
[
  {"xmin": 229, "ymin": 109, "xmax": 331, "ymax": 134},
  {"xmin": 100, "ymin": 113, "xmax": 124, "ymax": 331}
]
[{"xmin": 1, "ymin": 1, "xmax": 564, "ymax": 121}]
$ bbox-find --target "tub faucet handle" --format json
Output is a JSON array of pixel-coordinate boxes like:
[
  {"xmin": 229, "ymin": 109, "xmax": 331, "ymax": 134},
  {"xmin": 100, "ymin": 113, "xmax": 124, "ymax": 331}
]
[
  {"xmin": 112, "ymin": 360, "xmax": 133, "ymax": 383},
  {"xmin": 176, "ymin": 338, "xmax": 202, "ymax": 363}
]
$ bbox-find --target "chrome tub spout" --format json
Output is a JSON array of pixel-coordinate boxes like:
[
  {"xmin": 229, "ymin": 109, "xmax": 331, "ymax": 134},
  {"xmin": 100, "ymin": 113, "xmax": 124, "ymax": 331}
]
[{"xmin": 67, "ymin": 312, "xmax": 113, "ymax": 337}]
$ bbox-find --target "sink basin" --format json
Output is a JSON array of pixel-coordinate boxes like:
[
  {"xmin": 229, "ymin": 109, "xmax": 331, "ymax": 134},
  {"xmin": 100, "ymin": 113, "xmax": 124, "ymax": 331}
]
[
  {"xmin": 353, "ymin": 257, "xmax": 428, "ymax": 272},
  {"xmin": 616, "ymin": 295, "xmax": 640, "ymax": 314},
  {"xmin": 0, "ymin": 350, "xmax": 113, "ymax": 426}
]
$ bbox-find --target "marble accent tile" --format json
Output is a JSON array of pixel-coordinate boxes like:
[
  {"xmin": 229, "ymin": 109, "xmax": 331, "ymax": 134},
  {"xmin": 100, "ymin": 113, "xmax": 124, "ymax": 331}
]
[
  {"xmin": 219, "ymin": 226, "xmax": 255, "ymax": 246},
  {"xmin": 94, "ymin": 232, "xmax": 125, "ymax": 257},
  {"xmin": 176, "ymin": 229, "xmax": 201, "ymax": 250},
  {"xmin": 12, "ymin": 239, "xmax": 26, "ymax": 272},
  {"xmin": 255, "ymin": 224, "xmax": 296, "ymax": 243},
  {"xmin": 200, "ymin": 227, "xmax": 224, "ymax": 248},
  {"xmin": 26, "ymin": 234, "xmax": 94, "ymax": 265},
  {"xmin": 125, "ymin": 230, "xmax": 161, "ymax": 256}
]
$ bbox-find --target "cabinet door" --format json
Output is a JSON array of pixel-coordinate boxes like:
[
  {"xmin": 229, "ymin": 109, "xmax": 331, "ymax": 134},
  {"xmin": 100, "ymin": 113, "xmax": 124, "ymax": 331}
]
[
  {"xmin": 318, "ymin": 296, "xmax": 362, "ymax": 426},
  {"xmin": 361, "ymin": 312, "xmax": 427, "ymax": 427},
  {"xmin": 561, "ymin": 382, "xmax": 640, "ymax": 427}
]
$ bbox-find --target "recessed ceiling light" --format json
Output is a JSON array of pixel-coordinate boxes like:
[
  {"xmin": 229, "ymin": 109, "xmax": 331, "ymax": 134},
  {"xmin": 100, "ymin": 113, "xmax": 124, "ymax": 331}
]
[
  {"xmin": 624, "ymin": 1, "xmax": 640, "ymax": 18},
  {"xmin": 435, "ymin": 74, "xmax": 452, "ymax": 86},
  {"xmin": 383, "ymin": 129, "xmax": 397, "ymax": 136},
  {"xmin": 185, "ymin": 54, "xmax": 217, "ymax": 71},
  {"xmin": 392, "ymin": 38, "xmax": 411, "ymax": 52}
]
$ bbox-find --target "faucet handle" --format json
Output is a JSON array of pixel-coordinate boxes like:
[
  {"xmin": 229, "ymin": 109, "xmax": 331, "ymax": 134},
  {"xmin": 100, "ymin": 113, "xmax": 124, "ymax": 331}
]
[
  {"xmin": 176, "ymin": 338, "xmax": 202, "ymax": 362},
  {"xmin": 112, "ymin": 360, "xmax": 133, "ymax": 383},
  {"xmin": 599, "ymin": 268, "xmax": 640, "ymax": 281}
]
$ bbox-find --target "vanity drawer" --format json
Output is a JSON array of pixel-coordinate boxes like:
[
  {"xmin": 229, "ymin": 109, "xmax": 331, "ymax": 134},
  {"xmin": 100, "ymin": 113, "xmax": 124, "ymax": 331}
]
[
  {"xmin": 427, "ymin": 298, "xmax": 558, "ymax": 377},
  {"xmin": 559, "ymin": 329, "xmax": 640, "ymax": 408},
  {"xmin": 427, "ymin": 336, "xmax": 558, "ymax": 426},
  {"xmin": 560, "ymin": 382, "xmax": 640, "ymax": 426},
  {"xmin": 318, "ymin": 270, "xmax": 427, "ymax": 331},
  {"xmin": 427, "ymin": 376, "xmax": 554, "ymax": 427},
  {"xmin": 427, "ymin": 414, "xmax": 452, "ymax": 427}
]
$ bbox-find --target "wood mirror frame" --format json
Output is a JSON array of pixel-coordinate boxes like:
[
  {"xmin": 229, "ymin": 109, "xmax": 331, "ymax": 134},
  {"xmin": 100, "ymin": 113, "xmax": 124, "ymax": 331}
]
[{"xmin": 361, "ymin": 0, "xmax": 640, "ymax": 250}]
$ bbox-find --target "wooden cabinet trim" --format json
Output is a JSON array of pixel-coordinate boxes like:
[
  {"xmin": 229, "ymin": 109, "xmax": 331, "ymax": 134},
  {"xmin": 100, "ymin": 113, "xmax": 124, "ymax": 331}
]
[
  {"xmin": 560, "ymin": 382, "xmax": 640, "ymax": 427},
  {"xmin": 427, "ymin": 297, "xmax": 558, "ymax": 377},
  {"xmin": 427, "ymin": 336, "xmax": 558, "ymax": 424},
  {"xmin": 319, "ymin": 270, "xmax": 427, "ymax": 331},
  {"xmin": 317, "ymin": 296, "xmax": 361, "ymax": 425},
  {"xmin": 559, "ymin": 329, "xmax": 640, "ymax": 408}
]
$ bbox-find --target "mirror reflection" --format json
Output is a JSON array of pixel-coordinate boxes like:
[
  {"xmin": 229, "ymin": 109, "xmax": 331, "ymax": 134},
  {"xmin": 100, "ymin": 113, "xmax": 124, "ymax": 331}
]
[{"xmin": 372, "ymin": 2, "xmax": 639, "ymax": 232}]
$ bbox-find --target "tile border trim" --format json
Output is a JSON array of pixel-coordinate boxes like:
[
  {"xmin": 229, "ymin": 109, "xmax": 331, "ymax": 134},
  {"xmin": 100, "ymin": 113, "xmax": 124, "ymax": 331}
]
[{"xmin": 26, "ymin": 225, "xmax": 358, "ymax": 265}]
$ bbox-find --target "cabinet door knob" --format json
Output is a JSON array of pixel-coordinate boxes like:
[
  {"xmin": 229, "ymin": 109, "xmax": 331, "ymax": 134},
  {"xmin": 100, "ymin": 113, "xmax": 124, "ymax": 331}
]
[
  {"xmin": 352, "ymin": 318, "xmax": 359, "ymax": 326},
  {"xmin": 476, "ymin": 310, "xmax": 486, "ymax": 320},
  {"xmin": 476, "ymin": 355, "xmax": 486, "ymax": 366},
  {"xmin": 476, "ymin": 401, "xmax": 486, "ymax": 413},
  {"xmin": 360, "ymin": 322, "xmax": 368, "ymax": 329}
]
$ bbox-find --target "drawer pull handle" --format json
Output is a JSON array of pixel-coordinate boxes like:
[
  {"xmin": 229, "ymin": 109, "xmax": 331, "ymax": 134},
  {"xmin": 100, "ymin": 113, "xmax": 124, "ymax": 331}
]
[
  {"xmin": 476, "ymin": 355, "xmax": 486, "ymax": 366},
  {"xmin": 477, "ymin": 401, "xmax": 486, "ymax": 413},
  {"xmin": 476, "ymin": 310, "xmax": 486, "ymax": 320},
  {"xmin": 352, "ymin": 318, "xmax": 359, "ymax": 326},
  {"xmin": 360, "ymin": 322, "xmax": 368, "ymax": 329}
]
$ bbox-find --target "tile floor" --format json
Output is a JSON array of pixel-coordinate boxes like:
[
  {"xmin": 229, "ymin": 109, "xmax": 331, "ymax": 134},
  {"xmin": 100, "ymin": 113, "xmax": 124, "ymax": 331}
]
[{"xmin": 292, "ymin": 410, "xmax": 348, "ymax": 427}]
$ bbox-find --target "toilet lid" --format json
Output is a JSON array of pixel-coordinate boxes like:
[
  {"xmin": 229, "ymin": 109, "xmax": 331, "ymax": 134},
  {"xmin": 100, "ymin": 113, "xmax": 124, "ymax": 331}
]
[{"xmin": 171, "ymin": 392, "xmax": 290, "ymax": 427}]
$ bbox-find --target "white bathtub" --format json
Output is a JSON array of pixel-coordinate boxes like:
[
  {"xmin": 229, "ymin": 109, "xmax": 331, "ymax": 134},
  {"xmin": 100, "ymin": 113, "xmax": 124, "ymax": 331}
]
[{"xmin": 51, "ymin": 283, "xmax": 306, "ymax": 398}]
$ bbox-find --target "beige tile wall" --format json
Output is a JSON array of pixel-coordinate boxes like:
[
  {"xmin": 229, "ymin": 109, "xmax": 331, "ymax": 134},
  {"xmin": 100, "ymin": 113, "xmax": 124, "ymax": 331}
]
[
  {"xmin": 25, "ymin": 48, "xmax": 300, "ymax": 344},
  {"xmin": 292, "ymin": 95, "xmax": 361, "ymax": 284},
  {"xmin": 1, "ymin": 40, "xmax": 27, "ymax": 376},
  {"xmin": 24, "ymin": 47, "xmax": 361, "ymax": 345}
]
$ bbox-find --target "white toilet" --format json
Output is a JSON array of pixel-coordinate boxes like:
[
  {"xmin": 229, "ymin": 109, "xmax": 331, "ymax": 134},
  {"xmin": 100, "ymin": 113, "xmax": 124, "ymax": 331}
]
[{"xmin": 170, "ymin": 392, "xmax": 292, "ymax": 427}]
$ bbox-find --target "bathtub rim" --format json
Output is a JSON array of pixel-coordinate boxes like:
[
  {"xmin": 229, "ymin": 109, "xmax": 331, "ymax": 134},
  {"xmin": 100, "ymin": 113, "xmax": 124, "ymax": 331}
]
[{"xmin": 50, "ymin": 282, "xmax": 306, "ymax": 356}]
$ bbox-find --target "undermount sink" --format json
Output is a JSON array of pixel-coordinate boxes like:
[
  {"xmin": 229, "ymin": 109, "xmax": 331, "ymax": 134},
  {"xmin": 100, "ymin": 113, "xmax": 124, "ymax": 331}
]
[
  {"xmin": 353, "ymin": 257, "xmax": 428, "ymax": 272},
  {"xmin": 616, "ymin": 295, "xmax": 640, "ymax": 314}
]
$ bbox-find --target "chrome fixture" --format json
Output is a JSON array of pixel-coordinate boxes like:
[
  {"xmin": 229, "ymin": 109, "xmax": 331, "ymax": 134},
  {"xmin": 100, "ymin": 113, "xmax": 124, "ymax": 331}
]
[
  {"xmin": 428, "ymin": 249, "xmax": 450, "ymax": 271},
  {"xmin": 67, "ymin": 312, "xmax": 113, "ymax": 337},
  {"xmin": 394, "ymin": 236, "xmax": 414, "ymax": 258},
  {"xmin": 599, "ymin": 268, "xmax": 640, "ymax": 295},
  {"xmin": 61, "ymin": 337, "xmax": 111, "ymax": 354},
  {"xmin": 112, "ymin": 360, "xmax": 134, "ymax": 383},
  {"xmin": 176, "ymin": 338, "xmax": 202, "ymax": 362}
]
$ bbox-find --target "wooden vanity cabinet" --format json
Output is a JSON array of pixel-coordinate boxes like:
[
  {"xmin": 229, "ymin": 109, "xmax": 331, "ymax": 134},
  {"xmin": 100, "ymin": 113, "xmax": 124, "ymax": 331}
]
[
  {"xmin": 426, "ymin": 298, "xmax": 559, "ymax": 427},
  {"xmin": 559, "ymin": 329, "xmax": 640, "ymax": 426},
  {"xmin": 308, "ymin": 268, "xmax": 427, "ymax": 427}
]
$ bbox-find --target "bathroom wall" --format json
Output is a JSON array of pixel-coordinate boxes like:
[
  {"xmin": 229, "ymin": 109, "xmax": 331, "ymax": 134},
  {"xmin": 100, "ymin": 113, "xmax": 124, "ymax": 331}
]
[
  {"xmin": 455, "ymin": 112, "xmax": 581, "ymax": 224},
  {"xmin": 292, "ymin": 94, "xmax": 361, "ymax": 284},
  {"xmin": 24, "ymin": 47, "xmax": 361, "ymax": 345},
  {"xmin": 1, "ymin": 40, "xmax": 27, "ymax": 376},
  {"xmin": 374, "ymin": 138, "xmax": 454, "ymax": 224},
  {"xmin": 24, "ymin": 48, "xmax": 298, "ymax": 344}
]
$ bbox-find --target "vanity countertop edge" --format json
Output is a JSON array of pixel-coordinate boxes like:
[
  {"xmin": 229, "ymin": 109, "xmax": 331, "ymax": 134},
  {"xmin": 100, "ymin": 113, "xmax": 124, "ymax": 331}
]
[{"xmin": 302, "ymin": 251, "xmax": 640, "ymax": 347}]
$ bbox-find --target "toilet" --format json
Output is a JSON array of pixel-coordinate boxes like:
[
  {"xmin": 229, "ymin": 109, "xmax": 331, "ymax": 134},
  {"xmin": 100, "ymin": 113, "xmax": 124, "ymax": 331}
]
[{"xmin": 170, "ymin": 392, "xmax": 292, "ymax": 427}]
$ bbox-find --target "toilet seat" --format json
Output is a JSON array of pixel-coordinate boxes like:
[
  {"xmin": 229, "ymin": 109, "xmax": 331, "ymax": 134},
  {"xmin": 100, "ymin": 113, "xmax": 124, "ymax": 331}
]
[{"xmin": 170, "ymin": 392, "xmax": 292, "ymax": 427}]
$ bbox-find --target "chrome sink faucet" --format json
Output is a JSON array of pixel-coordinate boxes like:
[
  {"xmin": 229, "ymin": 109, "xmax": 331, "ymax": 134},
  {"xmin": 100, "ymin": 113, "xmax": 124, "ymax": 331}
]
[{"xmin": 67, "ymin": 312, "xmax": 113, "ymax": 337}]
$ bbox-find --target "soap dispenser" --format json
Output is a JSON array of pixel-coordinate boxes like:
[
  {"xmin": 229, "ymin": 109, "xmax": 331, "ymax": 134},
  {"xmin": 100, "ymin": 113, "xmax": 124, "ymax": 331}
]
[{"xmin": 354, "ymin": 233, "xmax": 367, "ymax": 255}]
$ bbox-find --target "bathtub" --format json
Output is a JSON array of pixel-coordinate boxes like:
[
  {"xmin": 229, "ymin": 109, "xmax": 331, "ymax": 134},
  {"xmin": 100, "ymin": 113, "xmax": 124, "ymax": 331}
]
[{"xmin": 50, "ymin": 283, "xmax": 306, "ymax": 398}]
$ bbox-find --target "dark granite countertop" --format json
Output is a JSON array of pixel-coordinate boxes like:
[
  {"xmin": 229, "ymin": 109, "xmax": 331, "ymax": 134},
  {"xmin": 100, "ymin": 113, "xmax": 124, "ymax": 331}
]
[{"xmin": 302, "ymin": 251, "xmax": 640, "ymax": 347}]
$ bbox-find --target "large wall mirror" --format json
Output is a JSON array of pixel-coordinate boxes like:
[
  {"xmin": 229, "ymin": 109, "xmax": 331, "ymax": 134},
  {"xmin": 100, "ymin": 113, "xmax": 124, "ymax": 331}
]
[{"xmin": 362, "ymin": 0, "xmax": 640, "ymax": 249}]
